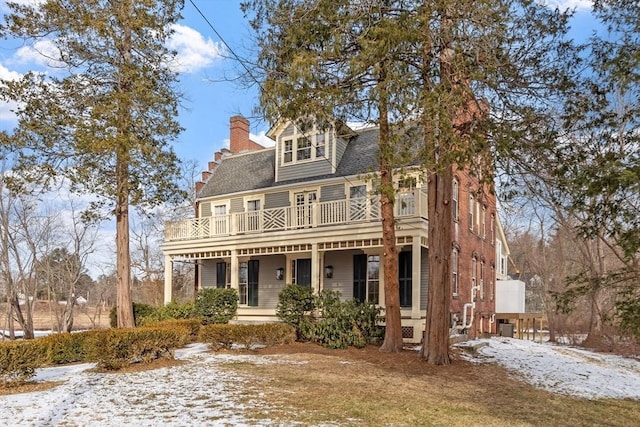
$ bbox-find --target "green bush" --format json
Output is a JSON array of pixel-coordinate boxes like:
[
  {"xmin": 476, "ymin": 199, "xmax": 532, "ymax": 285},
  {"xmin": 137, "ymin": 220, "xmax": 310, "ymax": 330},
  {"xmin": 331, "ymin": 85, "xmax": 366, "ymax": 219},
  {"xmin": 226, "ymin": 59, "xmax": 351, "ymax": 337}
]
[
  {"xmin": 86, "ymin": 326, "xmax": 190, "ymax": 370},
  {"xmin": 109, "ymin": 302, "xmax": 156, "ymax": 327},
  {"xmin": 137, "ymin": 301, "xmax": 196, "ymax": 326},
  {"xmin": 276, "ymin": 286, "xmax": 383, "ymax": 349},
  {"xmin": 39, "ymin": 331, "xmax": 93, "ymax": 364},
  {"xmin": 276, "ymin": 284, "xmax": 316, "ymax": 339},
  {"xmin": 198, "ymin": 323, "xmax": 295, "ymax": 351},
  {"xmin": 195, "ymin": 288, "xmax": 238, "ymax": 324},
  {"xmin": 0, "ymin": 339, "xmax": 49, "ymax": 386}
]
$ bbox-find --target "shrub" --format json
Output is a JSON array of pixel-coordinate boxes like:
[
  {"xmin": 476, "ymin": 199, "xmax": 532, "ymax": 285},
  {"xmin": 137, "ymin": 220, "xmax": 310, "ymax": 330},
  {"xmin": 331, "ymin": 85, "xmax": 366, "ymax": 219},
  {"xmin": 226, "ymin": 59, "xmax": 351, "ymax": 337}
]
[
  {"xmin": 198, "ymin": 323, "xmax": 295, "ymax": 350},
  {"xmin": 0, "ymin": 339, "xmax": 49, "ymax": 386},
  {"xmin": 138, "ymin": 301, "xmax": 196, "ymax": 326},
  {"xmin": 142, "ymin": 318, "xmax": 202, "ymax": 342},
  {"xmin": 109, "ymin": 302, "xmax": 157, "ymax": 327},
  {"xmin": 39, "ymin": 332, "xmax": 93, "ymax": 364},
  {"xmin": 276, "ymin": 286, "xmax": 383, "ymax": 349},
  {"xmin": 86, "ymin": 326, "xmax": 189, "ymax": 370},
  {"xmin": 276, "ymin": 284, "xmax": 316, "ymax": 340},
  {"xmin": 195, "ymin": 288, "xmax": 238, "ymax": 324}
]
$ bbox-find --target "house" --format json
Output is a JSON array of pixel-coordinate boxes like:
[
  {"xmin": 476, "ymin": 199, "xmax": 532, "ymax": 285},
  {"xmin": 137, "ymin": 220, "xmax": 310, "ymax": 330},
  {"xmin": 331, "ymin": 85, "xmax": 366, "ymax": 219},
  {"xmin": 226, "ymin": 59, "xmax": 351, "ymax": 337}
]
[{"xmin": 161, "ymin": 115, "xmax": 502, "ymax": 341}]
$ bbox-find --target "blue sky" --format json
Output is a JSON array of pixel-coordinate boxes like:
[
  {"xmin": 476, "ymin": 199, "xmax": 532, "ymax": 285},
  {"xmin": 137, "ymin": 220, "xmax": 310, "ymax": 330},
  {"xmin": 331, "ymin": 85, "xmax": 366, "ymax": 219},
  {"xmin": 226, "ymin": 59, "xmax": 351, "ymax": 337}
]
[{"xmin": 1, "ymin": 0, "xmax": 596, "ymax": 175}]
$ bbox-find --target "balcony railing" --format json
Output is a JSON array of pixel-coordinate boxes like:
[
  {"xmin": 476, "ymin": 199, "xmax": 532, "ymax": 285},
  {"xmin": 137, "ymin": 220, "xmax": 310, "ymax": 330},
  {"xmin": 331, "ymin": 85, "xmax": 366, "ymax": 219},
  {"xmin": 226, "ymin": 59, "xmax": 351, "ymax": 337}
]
[{"xmin": 165, "ymin": 189, "xmax": 427, "ymax": 242}]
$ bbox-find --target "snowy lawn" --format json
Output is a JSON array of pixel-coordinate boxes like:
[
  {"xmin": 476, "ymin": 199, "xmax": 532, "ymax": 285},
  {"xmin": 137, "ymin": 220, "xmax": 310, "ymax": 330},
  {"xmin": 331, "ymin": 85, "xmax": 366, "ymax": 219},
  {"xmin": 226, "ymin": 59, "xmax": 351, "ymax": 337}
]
[{"xmin": 0, "ymin": 337, "xmax": 638, "ymax": 425}]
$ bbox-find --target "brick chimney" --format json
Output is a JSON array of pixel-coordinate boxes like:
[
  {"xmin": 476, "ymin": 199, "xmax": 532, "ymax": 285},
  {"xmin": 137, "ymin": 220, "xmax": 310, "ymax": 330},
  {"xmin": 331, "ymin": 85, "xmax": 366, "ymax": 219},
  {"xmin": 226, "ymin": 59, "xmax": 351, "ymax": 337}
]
[{"xmin": 229, "ymin": 115, "xmax": 265, "ymax": 153}]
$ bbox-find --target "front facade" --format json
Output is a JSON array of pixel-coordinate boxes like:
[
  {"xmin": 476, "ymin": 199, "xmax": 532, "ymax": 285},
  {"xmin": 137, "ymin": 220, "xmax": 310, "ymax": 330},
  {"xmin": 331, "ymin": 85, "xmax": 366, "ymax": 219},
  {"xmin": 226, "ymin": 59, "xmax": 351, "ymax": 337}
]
[{"xmin": 162, "ymin": 116, "xmax": 500, "ymax": 341}]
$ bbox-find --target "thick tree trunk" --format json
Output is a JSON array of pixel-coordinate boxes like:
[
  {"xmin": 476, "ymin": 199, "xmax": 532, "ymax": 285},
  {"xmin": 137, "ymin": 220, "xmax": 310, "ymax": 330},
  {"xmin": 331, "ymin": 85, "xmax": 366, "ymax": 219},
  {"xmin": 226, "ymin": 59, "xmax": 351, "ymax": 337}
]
[
  {"xmin": 378, "ymin": 62, "xmax": 403, "ymax": 353},
  {"xmin": 422, "ymin": 168, "xmax": 452, "ymax": 364},
  {"xmin": 116, "ymin": 156, "xmax": 134, "ymax": 328}
]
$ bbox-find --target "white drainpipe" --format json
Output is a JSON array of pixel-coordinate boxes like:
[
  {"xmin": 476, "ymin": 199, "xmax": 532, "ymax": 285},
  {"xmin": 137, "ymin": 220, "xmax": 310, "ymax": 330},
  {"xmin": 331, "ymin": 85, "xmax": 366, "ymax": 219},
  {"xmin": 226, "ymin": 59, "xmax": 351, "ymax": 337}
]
[{"xmin": 461, "ymin": 302, "xmax": 475, "ymax": 330}]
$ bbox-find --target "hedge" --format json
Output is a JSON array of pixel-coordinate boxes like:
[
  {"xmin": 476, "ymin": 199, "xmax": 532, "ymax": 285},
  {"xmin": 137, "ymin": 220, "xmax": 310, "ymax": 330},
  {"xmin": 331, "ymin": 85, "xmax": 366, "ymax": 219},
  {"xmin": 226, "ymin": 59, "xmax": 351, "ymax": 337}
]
[{"xmin": 198, "ymin": 323, "xmax": 296, "ymax": 351}]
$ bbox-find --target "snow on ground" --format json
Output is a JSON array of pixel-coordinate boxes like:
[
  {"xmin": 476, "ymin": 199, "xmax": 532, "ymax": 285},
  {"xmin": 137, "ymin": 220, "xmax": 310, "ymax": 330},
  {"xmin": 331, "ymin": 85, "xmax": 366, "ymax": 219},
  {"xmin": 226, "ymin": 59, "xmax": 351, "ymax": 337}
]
[
  {"xmin": 0, "ymin": 338, "xmax": 639, "ymax": 426},
  {"xmin": 456, "ymin": 338, "xmax": 640, "ymax": 400}
]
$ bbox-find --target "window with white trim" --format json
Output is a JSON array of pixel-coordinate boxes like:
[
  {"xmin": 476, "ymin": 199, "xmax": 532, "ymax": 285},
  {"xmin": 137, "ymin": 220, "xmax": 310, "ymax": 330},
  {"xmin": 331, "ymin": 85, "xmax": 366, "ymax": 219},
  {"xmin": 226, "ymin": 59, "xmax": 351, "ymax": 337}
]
[
  {"xmin": 468, "ymin": 194, "xmax": 475, "ymax": 232},
  {"xmin": 452, "ymin": 179, "xmax": 459, "ymax": 221},
  {"xmin": 490, "ymin": 214, "xmax": 495, "ymax": 245},
  {"xmin": 316, "ymin": 133, "xmax": 325, "ymax": 157},
  {"xmin": 296, "ymin": 136, "xmax": 311, "ymax": 160},
  {"xmin": 239, "ymin": 261, "xmax": 248, "ymax": 305},
  {"xmin": 481, "ymin": 205, "xmax": 486, "ymax": 238},
  {"xmin": 479, "ymin": 261, "xmax": 485, "ymax": 300},
  {"xmin": 452, "ymin": 248, "xmax": 459, "ymax": 296},
  {"xmin": 471, "ymin": 257, "xmax": 477, "ymax": 301},
  {"xmin": 283, "ymin": 139, "xmax": 293, "ymax": 163},
  {"xmin": 367, "ymin": 255, "xmax": 380, "ymax": 304}
]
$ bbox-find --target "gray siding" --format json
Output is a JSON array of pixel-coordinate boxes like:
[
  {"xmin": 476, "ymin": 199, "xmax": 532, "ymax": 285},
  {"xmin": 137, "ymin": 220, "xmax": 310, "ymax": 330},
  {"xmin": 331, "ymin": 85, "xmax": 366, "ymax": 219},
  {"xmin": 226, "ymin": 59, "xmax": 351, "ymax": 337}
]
[
  {"xmin": 230, "ymin": 197, "xmax": 244, "ymax": 213},
  {"xmin": 320, "ymin": 183, "xmax": 345, "ymax": 202},
  {"xmin": 323, "ymin": 250, "xmax": 361, "ymax": 300},
  {"xmin": 265, "ymin": 191, "xmax": 290, "ymax": 209},
  {"xmin": 278, "ymin": 160, "xmax": 333, "ymax": 182},
  {"xmin": 255, "ymin": 255, "xmax": 287, "ymax": 309},
  {"xmin": 282, "ymin": 123, "xmax": 295, "ymax": 137},
  {"xmin": 200, "ymin": 259, "xmax": 217, "ymax": 288},
  {"xmin": 421, "ymin": 247, "xmax": 428, "ymax": 311}
]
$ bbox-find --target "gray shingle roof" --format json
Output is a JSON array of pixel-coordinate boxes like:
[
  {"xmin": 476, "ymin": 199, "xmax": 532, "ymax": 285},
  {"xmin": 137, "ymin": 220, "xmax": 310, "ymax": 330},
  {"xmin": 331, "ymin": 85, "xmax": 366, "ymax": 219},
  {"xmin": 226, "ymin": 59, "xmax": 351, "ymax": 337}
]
[{"xmin": 197, "ymin": 127, "xmax": 382, "ymax": 198}]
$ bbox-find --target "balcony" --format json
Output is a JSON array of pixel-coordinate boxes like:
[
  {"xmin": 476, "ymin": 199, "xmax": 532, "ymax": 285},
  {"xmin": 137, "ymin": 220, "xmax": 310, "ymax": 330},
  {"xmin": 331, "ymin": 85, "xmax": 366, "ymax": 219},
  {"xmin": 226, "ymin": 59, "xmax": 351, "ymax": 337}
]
[{"xmin": 164, "ymin": 190, "xmax": 428, "ymax": 242}]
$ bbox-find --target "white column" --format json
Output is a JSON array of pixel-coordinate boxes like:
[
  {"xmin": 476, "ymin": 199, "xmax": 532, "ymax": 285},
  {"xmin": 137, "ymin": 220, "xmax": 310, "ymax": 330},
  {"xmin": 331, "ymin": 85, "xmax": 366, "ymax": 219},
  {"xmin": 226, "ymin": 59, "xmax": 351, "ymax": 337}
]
[
  {"xmin": 311, "ymin": 243, "xmax": 319, "ymax": 293},
  {"xmin": 164, "ymin": 255, "xmax": 173, "ymax": 304},
  {"xmin": 412, "ymin": 238, "xmax": 422, "ymax": 319},
  {"xmin": 230, "ymin": 250, "xmax": 239, "ymax": 291}
]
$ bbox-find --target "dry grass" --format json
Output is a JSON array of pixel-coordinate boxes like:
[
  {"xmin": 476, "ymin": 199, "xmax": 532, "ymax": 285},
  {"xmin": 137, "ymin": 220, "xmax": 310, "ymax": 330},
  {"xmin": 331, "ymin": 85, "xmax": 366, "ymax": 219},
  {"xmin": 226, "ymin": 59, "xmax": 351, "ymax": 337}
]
[
  {"xmin": 0, "ymin": 301, "xmax": 111, "ymax": 332},
  {"xmin": 219, "ymin": 343, "xmax": 640, "ymax": 427}
]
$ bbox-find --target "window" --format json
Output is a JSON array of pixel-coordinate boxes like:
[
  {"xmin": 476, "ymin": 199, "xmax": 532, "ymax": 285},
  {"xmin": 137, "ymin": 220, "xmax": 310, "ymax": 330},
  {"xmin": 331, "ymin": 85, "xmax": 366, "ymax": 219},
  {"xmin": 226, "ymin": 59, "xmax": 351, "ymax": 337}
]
[
  {"xmin": 367, "ymin": 255, "xmax": 380, "ymax": 304},
  {"xmin": 399, "ymin": 251, "xmax": 412, "ymax": 308},
  {"xmin": 452, "ymin": 179, "xmax": 459, "ymax": 221},
  {"xmin": 283, "ymin": 139, "xmax": 293, "ymax": 163},
  {"xmin": 353, "ymin": 254, "xmax": 380, "ymax": 304},
  {"xmin": 471, "ymin": 257, "xmax": 477, "ymax": 301},
  {"xmin": 481, "ymin": 206, "xmax": 486, "ymax": 238},
  {"xmin": 452, "ymin": 248, "xmax": 459, "ymax": 296},
  {"xmin": 213, "ymin": 205, "xmax": 227, "ymax": 234},
  {"xmin": 247, "ymin": 199, "xmax": 261, "ymax": 231},
  {"xmin": 296, "ymin": 136, "xmax": 311, "ymax": 160},
  {"xmin": 239, "ymin": 261, "xmax": 248, "ymax": 305},
  {"xmin": 468, "ymin": 194, "xmax": 475, "ymax": 232},
  {"xmin": 490, "ymin": 266, "xmax": 495, "ymax": 301},
  {"xmin": 479, "ymin": 261, "xmax": 485, "ymax": 300},
  {"xmin": 316, "ymin": 133, "xmax": 325, "ymax": 157}
]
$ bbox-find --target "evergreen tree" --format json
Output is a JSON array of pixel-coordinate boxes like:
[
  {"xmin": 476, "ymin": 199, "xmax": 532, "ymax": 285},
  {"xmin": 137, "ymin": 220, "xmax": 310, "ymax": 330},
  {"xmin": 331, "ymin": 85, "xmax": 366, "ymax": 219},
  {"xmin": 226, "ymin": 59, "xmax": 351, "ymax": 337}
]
[
  {"xmin": 245, "ymin": 0, "xmax": 576, "ymax": 363},
  {"xmin": 0, "ymin": 0, "xmax": 185, "ymax": 327}
]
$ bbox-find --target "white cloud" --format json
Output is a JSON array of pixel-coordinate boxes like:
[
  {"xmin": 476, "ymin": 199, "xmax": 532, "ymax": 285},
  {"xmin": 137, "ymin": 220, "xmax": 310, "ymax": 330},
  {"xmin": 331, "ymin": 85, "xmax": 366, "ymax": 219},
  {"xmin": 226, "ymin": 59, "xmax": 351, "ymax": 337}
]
[
  {"xmin": 14, "ymin": 39, "xmax": 65, "ymax": 68},
  {"xmin": 168, "ymin": 24, "xmax": 225, "ymax": 74},
  {"xmin": 542, "ymin": 0, "xmax": 592, "ymax": 11},
  {"xmin": 0, "ymin": 63, "xmax": 22, "ymax": 122}
]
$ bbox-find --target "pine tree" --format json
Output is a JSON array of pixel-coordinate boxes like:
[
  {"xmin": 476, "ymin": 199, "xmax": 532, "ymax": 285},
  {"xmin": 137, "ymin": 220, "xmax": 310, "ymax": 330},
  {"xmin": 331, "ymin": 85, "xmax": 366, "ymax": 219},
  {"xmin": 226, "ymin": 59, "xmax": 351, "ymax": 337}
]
[{"xmin": 0, "ymin": 0, "xmax": 185, "ymax": 327}]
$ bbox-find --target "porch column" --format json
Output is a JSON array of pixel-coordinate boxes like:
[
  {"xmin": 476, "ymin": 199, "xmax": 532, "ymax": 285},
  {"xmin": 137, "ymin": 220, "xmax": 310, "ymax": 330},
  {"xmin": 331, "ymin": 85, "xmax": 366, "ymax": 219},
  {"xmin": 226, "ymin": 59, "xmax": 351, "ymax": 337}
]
[
  {"xmin": 230, "ymin": 250, "xmax": 239, "ymax": 291},
  {"xmin": 163, "ymin": 255, "xmax": 173, "ymax": 304},
  {"xmin": 311, "ymin": 243, "xmax": 320, "ymax": 293},
  {"xmin": 412, "ymin": 238, "xmax": 422, "ymax": 319}
]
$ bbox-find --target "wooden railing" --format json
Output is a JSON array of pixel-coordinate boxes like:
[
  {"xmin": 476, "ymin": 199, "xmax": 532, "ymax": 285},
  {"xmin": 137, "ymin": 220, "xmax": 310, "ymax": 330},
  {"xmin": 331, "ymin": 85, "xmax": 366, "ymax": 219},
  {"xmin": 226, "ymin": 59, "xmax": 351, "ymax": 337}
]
[{"xmin": 165, "ymin": 189, "xmax": 427, "ymax": 241}]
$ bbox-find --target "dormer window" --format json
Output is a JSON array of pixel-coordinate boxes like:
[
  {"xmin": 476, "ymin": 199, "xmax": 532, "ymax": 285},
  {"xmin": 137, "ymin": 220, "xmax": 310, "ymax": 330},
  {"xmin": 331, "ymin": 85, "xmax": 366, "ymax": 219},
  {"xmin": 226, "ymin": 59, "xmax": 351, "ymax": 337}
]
[
  {"xmin": 278, "ymin": 124, "xmax": 330, "ymax": 166},
  {"xmin": 297, "ymin": 136, "xmax": 311, "ymax": 160},
  {"xmin": 284, "ymin": 139, "xmax": 293, "ymax": 163},
  {"xmin": 316, "ymin": 133, "xmax": 325, "ymax": 157}
]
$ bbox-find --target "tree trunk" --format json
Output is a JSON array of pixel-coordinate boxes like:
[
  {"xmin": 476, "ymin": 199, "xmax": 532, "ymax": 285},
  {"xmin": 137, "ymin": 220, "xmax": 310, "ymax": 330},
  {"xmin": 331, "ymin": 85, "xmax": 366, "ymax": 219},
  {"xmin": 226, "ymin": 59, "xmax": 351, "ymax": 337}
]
[
  {"xmin": 378, "ymin": 60, "xmax": 403, "ymax": 353},
  {"xmin": 422, "ymin": 168, "xmax": 452, "ymax": 364},
  {"xmin": 115, "ymin": 1, "xmax": 135, "ymax": 329},
  {"xmin": 116, "ymin": 155, "xmax": 134, "ymax": 328}
]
